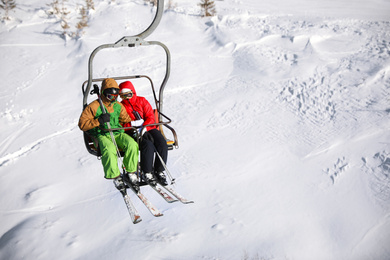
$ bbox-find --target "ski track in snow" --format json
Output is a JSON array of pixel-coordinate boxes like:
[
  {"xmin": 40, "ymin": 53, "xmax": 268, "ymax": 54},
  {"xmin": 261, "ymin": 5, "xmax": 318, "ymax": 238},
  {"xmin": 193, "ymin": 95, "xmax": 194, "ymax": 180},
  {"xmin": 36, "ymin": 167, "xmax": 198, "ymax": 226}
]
[
  {"xmin": 0, "ymin": 125, "xmax": 77, "ymax": 167},
  {"xmin": 0, "ymin": 123, "xmax": 32, "ymax": 156}
]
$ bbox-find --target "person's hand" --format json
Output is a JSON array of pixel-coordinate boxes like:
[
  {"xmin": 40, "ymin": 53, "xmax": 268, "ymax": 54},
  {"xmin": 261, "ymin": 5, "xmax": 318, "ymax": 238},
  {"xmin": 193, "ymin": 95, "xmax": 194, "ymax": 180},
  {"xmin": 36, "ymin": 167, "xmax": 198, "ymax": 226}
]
[
  {"xmin": 131, "ymin": 119, "xmax": 144, "ymax": 127},
  {"xmin": 98, "ymin": 113, "xmax": 110, "ymax": 125}
]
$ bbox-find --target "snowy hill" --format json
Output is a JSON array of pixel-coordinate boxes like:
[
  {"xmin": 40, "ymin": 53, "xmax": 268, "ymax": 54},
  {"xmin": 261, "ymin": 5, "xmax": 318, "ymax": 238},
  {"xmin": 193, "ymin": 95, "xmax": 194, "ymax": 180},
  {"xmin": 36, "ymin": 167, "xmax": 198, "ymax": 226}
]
[{"xmin": 1, "ymin": 0, "xmax": 390, "ymax": 259}]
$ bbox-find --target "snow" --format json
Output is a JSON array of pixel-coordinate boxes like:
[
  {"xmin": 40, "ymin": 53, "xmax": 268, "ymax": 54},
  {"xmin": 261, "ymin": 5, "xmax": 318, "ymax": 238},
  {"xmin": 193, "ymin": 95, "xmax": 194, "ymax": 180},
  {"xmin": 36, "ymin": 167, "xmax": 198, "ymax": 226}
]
[{"xmin": 1, "ymin": 0, "xmax": 390, "ymax": 259}]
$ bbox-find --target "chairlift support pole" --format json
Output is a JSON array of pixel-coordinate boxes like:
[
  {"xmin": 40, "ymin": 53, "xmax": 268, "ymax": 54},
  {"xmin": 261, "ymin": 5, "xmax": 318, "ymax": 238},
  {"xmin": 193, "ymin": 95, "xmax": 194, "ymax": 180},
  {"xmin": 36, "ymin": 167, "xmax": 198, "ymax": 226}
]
[{"xmin": 83, "ymin": 0, "xmax": 169, "ymax": 119}]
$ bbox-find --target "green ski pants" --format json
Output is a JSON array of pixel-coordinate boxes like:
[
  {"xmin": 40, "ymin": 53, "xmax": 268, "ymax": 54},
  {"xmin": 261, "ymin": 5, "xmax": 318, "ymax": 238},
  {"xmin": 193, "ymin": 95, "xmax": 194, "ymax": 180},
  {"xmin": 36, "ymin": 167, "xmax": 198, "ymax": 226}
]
[{"xmin": 97, "ymin": 133, "xmax": 138, "ymax": 179}]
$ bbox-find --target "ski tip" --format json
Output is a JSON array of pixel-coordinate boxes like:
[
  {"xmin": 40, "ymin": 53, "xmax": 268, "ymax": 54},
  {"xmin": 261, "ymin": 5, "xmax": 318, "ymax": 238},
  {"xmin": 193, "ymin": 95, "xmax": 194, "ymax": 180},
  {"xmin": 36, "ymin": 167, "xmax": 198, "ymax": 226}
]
[
  {"xmin": 180, "ymin": 200, "xmax": 194, "ymax": 204},
  {"xmin": 133, "ymin": 216, "xmax": 142, "ymax": 224}
]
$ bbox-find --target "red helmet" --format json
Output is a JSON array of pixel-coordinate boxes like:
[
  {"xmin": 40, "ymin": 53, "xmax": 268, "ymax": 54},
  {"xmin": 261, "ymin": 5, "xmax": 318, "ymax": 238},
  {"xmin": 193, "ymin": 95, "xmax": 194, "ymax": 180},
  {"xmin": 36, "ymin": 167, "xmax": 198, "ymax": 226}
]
[{"xmin": 119, "ymin": 81, "xmax": 136, "ymax": 100}]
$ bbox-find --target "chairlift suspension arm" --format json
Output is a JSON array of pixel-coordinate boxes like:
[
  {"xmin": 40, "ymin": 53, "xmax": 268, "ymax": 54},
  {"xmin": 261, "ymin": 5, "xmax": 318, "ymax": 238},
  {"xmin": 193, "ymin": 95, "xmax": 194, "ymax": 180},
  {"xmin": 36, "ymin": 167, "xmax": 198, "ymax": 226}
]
[{"xmin": 83, "ymin": 0, "xmax": 167, "ymax": 117}]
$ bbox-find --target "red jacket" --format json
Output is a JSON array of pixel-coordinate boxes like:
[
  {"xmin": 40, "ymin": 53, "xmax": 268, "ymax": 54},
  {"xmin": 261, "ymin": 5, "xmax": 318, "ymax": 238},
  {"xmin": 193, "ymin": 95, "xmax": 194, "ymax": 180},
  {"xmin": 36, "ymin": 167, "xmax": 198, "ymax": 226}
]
[{"xmin": 120, "ymin": 82, "xmax": 157, "ymax": 131}]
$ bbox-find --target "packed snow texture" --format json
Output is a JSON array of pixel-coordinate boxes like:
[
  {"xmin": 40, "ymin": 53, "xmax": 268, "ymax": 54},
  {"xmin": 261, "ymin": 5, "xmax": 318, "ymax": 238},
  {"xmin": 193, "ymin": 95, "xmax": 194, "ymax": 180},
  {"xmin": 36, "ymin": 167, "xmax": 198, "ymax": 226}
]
[{"xmin": 1, "ymin": 0, "xmax": 390, "ymax": 259}]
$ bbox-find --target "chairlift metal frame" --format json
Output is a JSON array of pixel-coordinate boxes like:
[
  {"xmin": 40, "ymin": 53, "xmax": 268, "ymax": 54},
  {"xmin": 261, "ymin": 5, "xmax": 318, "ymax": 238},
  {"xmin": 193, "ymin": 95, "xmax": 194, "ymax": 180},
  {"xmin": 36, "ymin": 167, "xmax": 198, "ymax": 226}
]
[{"xmin": 81, "ymin": 0, "xmax": 178, "ymax": 156}]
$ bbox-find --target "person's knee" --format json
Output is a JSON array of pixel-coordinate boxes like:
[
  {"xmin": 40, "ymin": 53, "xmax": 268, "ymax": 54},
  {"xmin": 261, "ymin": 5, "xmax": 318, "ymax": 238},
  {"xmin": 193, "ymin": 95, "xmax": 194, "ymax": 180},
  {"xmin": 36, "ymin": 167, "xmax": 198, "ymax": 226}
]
[
  {"xmin": 118, "ymin": 133, "xmax": 138, "ymax": 151},
  {"xmin": 99, "ymin": 142, "xmax": 116, "ymax": 155}
]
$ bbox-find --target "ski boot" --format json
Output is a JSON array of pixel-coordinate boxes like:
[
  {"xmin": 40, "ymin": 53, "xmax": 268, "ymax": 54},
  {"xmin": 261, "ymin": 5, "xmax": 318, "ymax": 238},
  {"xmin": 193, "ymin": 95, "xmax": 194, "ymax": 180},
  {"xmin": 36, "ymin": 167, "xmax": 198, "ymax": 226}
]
[
  {"xmin": 143, "ymin": 172, "xmax": 157, "ymax": 186},
  {"xmin": 122, "ymin": 172, "xmax": 140, "ymax": 193},
  {"xmin": 113, "ymin": 176, "xmax": 126, "ymax": 192},
  {"xmin": 155, "ymin": 172, "xmax": 168, "ymax": 186}
]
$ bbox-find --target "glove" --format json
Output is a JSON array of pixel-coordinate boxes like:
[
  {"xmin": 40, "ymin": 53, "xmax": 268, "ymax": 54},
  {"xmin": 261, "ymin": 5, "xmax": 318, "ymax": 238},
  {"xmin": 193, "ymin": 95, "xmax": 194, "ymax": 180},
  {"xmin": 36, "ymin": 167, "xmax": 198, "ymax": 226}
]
[
  {"xmin": 98, "ymin": 113, "xmax": 110, "ymax": 125},
  {"xmin": 131, "ymin": 119, "xmax": 144, "ymax": 127}
]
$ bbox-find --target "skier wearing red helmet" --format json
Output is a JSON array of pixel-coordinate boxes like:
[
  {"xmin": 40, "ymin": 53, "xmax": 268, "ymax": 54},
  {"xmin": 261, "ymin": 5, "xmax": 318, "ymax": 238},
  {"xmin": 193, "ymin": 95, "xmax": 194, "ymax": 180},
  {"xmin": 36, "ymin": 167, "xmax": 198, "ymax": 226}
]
[{"xmin": 119, "ymin": 81, "xmax": 169, "ymax": 186}]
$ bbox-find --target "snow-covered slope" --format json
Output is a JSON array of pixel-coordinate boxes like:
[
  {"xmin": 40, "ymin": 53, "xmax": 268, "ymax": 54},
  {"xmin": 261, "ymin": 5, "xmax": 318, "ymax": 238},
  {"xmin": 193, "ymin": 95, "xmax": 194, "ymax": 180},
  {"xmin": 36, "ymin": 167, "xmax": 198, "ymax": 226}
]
[{"xmin": 1, "ymin": 0, "xmax": 390, "ymax": 259}]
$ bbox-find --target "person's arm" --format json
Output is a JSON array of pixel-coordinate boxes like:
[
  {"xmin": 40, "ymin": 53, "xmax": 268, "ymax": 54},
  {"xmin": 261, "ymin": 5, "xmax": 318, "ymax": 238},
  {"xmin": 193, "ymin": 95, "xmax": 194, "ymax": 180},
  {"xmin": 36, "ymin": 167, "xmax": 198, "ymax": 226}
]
[
  {"xmin": 119, "ymin": 103, "xmax": 132, "ymax": 125},
  {"xmin": 142, "ymin": 99, "xmax": 156, "ymax": 131},
  {"xmin": 78, "ymin": 102, "xmax": 100, "ymax": 131}
]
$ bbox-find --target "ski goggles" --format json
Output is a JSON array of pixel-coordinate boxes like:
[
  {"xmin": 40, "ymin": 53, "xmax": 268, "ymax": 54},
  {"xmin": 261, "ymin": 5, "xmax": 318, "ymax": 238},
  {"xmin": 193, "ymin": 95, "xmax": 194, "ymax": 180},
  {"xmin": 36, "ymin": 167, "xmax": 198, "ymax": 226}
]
[
  {"xmin": 120, "ymin": 91, "xmax": 133, "ymax": 100},
  {"xmin": 106, "ymin": 93, "xmax": 118, "ymax": 101},
  {"xmin": 103, "ymin": 88, "xmax": 119, "ymax": 101}
]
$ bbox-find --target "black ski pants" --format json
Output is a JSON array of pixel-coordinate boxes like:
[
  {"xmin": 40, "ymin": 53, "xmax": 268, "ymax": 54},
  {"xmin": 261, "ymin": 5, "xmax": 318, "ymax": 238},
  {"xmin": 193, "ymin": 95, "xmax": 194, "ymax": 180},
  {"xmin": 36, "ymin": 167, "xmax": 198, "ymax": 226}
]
[{"xmin": 140, "ymin": 128, "xmax": 168, "ymax": 173}]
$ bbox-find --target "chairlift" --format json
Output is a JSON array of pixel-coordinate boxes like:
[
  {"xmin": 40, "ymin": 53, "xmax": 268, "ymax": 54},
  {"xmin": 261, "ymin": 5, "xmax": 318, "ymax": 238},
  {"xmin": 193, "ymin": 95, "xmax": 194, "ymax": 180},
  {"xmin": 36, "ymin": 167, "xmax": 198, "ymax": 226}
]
[{"xmin": 81, "ymin": 0, "xmax": 178, "ymax": 157}]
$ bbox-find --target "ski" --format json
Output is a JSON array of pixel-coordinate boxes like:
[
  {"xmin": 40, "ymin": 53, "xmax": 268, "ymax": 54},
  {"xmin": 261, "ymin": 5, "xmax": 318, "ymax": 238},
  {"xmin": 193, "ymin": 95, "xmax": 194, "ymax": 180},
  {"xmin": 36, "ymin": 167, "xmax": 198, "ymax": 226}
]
[
  {"xmin": 149, "ymin": 183, "xmax": 178, "ymax": 203},
  {"xmin": 119, "ymin": 174, "xmax": 164, "ymax": 217},
  {"xmin": 133, "ymin": 189, "xmax": 164, "ymax": 217},
  {"xmin": 114, "ymin": 179, "xmax": 142, "ymax": 224},
  {"xmin": 161, "ymin": 185, "xmax": 194, "ymax": 204},
  {"xmin": 121, "ymin": 192, "xmax": 142, "ymax": 224}
]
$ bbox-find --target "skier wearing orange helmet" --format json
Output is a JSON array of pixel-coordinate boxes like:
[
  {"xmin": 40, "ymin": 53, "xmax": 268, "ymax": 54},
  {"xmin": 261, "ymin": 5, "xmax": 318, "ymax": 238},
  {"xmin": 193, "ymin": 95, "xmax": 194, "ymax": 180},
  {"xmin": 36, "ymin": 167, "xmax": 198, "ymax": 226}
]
[{"xmin": 78, "ymin": 78, "xmax": 139, "ymax": 187}]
